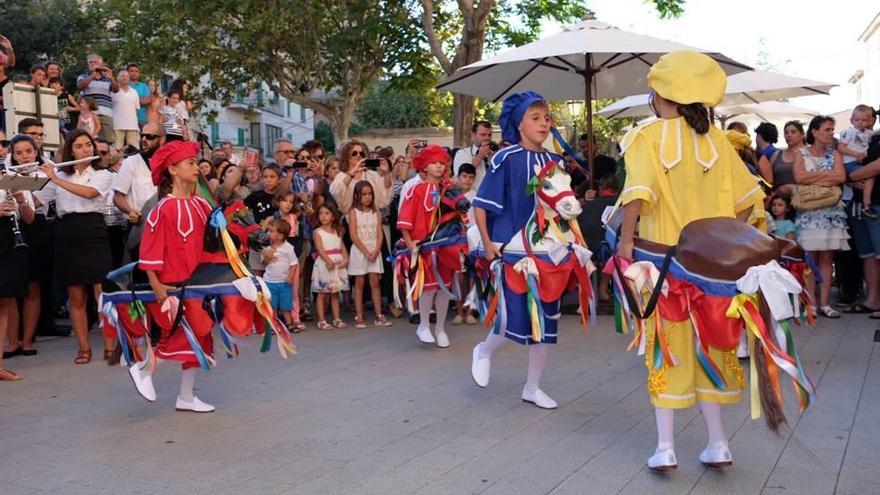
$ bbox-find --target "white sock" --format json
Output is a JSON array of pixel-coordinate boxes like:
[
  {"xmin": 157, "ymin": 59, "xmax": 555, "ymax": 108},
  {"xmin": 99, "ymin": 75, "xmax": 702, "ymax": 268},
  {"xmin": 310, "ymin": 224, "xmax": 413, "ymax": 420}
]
[
  {"xmin": 433, "ymin": 291, "xmax": 450, "ymax": 334},
  {"xmin": 179, "ymin": 368, "xmax": 197, "ymax": 402},
  {"xmin": 479, "ymin": 331, "xmax": 506, "ymax": 359},
  {"xmin": 655, "ymin": 407, "xmax": 675, "ymax": 451},
  {"xmin": 525, "ymin": 343, "xmax": 550, "ymax": 391},
  {"xmin": 700, "ymin": 401, "xmax": 728, "ymax": 447},
  {"xmin": 417, "ymin": 291, "xmax": 434, "ymax": 333}
]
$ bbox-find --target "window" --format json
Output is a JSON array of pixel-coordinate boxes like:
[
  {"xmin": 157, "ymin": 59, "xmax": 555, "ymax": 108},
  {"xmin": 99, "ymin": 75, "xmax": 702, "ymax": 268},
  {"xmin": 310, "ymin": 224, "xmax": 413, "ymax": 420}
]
[
  {"xmin": 286, "ymin": 101, "xmax": 291, "ymax": 118},
  {"xmin": 249, "ymin": 122, "xmax": 262, "ymax": 151},
  {"xmin": 265, "ymin": 124, "xmax": 282, "ymax": 154},
  {"xmin": 210, "ymin": 123, "xmax": 219, "ymax": 145},
  {"xmin": 237, "ymin": 128, "xmax": 245, "ymax": 146},
  {"xmin": 299, "ymin": 106, "xmax": 306, "ymax": 123}
]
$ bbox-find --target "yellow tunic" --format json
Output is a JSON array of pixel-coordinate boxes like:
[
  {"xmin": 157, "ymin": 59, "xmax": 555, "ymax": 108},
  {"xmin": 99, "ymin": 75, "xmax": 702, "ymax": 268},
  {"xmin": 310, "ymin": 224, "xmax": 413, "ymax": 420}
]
[{"xmin": 620, "ymin": 117, "xmax": 764, "ymax": 409}]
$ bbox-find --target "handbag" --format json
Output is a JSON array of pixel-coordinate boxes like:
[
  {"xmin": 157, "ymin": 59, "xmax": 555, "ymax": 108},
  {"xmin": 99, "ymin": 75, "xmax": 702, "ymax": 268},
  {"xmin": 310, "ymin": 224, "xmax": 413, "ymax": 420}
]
[{"xmin": 791, "ymin": 184, "xmax": 841, "ymax": 211}]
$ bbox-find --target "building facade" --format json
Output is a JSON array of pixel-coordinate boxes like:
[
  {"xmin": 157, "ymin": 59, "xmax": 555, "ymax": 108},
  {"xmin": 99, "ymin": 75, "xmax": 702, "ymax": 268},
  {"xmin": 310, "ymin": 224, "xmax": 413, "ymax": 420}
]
[
  {"xmin": 851, "ymin": 11, "xmax": 880, "ymax": 107},
  {"xmin": 199, "ymin": 82, "xmax": 315, "ymax": 154}
]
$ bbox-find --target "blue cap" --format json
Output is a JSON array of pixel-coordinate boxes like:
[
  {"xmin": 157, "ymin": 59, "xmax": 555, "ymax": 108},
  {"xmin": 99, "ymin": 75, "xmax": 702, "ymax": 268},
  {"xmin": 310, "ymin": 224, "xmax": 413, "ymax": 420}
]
[{"xmin": 499, "ymin": 91, "xmax": 546, "ymax": 144}]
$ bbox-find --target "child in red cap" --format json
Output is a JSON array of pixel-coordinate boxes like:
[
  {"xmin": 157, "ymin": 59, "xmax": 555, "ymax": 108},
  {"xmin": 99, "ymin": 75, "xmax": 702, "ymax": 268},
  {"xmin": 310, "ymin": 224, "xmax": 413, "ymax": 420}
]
[
  {"xmin": 397, "ymin": 145, "xmax": 467, "ymax": 348},
  {"xmin": 128, "ymin": 140, "xmax": 219, "ymax": 413}
]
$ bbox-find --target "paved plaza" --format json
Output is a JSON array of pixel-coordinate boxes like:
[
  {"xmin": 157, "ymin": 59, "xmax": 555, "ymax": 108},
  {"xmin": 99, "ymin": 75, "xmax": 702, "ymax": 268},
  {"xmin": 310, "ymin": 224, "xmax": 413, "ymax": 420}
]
[{"xmin": 2, "ymin": 311, "xmax": 878, "ymax": 495}]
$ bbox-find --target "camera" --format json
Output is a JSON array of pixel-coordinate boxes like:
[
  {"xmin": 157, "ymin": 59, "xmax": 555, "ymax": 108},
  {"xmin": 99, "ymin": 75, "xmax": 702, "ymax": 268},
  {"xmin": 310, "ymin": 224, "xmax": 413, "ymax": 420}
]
[
  {"xmin": 487, "ymin": 141, "xmax": 499, "ymax": 152},
  {"xmin": 292, "ymin": 161, "xmax": 308, "ymax": 169},
  {"xmin": 417, "ymin": 139, "xmax": 427, "ymax": 148},
  {"xmin": 364, "ymin": 158, "xmax": 380, "ymax": 170}
]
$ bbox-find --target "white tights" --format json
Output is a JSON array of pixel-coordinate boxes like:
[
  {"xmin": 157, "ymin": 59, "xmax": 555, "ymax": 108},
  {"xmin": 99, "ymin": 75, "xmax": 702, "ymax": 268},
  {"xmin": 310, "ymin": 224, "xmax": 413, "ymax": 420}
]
[
  {"xmin": 478, "ymin": 330, "xmax": 551, "ymax": 391},
  {"xmin": 417, "ymin": 290, "xmax": 450, "ymax": 334},
  {"xmin": 654, "ymin": 402, "xmax": 728, "ymax": 451},
  {"xmin": 152, "ymin": 358, "xmax": 199, "ymax": 401}
]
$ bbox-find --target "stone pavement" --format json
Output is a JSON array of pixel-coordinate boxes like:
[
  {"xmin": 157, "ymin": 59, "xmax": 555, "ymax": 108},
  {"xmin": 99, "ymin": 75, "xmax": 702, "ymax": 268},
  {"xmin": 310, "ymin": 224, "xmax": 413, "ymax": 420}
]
[{"xmin": 2, "ymin": 312, "xmax": 878, "ymax": 495}]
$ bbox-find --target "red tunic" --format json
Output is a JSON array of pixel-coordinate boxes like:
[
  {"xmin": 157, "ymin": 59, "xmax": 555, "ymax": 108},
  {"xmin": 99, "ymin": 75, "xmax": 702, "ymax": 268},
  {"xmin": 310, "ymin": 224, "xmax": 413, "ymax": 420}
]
[
  {"xmin": 397, "ymin": 181, "xmax": 464, "ymax": 290},
  {"xmin": 138, "ymin": 195, "xmax": 215, "ymax": 369}
]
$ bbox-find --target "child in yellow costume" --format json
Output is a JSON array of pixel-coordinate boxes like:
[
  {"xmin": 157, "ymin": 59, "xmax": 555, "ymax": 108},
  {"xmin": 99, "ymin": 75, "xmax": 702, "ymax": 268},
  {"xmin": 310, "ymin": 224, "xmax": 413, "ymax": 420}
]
[{"xmin": 616, "ymin": 51, "xmax": 764, "ymax": 471}]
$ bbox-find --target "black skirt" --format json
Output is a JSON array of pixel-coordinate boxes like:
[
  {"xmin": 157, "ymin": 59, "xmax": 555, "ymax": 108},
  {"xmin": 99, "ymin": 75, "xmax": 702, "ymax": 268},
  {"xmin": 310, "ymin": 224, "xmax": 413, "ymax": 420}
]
[
  {"xmin": 22, "ymin": 214, "xmax": 54, "ymax": 283},
  {"xmin": 54, "ymin": 212, "xmax": 112, "ymax": 287},
  {"xmin": 0, "ymin": 217, "xmax": 28, "ymax": 298}
]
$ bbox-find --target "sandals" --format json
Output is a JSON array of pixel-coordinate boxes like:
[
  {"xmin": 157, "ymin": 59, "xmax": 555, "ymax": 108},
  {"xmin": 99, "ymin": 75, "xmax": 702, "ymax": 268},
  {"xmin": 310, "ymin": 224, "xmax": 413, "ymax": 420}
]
[
  {"xmin": 845, "ymin": 303, "xmax": 880, "ymax": 314},
  {"xmin": 333, "ymin": 319, "xmax": 348, "ymax": 329},
  {"xmin": 374, "ymin": 315, "xmax": 393, "ymax": 327},
  {"xmin": 103, "ymin": 349, "xmax": 115, "ymax": 361},
  {"xmin": 819, "ymin": 306, "xmax": 840, "ymax": 319},
  {"xmin": 288, "ymin": 322, "xmax": 306, "ymax": 333},
  {"xmin": 0, "ymin": 368, "xmax": 23, "ymax": 381},
  {"xmin": 317, "ymin": 321, "xmax": 333, "ymax": 331},
  {"xmin": 74, "ymin": 349, "xmax": 92, "ymax": 365},
  {"xmin": 354, "ymin": 316, "xmax": 367, "ymax": 329}
]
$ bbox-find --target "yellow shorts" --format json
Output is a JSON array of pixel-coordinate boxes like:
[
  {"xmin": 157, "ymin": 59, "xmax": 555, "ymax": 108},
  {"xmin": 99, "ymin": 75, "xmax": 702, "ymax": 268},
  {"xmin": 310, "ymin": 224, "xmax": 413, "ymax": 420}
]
[{"xmin": 644, "ymin": 318, "xmax": 744, "ymax": 409}]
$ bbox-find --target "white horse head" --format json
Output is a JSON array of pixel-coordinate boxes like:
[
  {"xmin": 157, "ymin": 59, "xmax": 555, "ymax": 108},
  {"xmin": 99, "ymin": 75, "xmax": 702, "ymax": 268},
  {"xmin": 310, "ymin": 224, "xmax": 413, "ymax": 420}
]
[
  {"xmin": 467, "ymin": 161, "xmax": 582, "ymax": 256},
  {"xmin": 533, "ymin": 162, "xmax": 581, "ymax": 221}
]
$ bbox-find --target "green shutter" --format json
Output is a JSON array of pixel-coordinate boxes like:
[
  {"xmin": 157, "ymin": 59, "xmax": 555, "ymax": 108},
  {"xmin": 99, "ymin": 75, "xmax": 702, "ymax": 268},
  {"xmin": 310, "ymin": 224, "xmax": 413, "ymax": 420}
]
[
  {"xmin": 299, "ymin": 106, "xmax": 306, "ymax": 123},
  {"xmin": 237, "ymin": 128, "xmax": 245, "ymax": 146},
  {"xmin": 211, "ymin": 123, "xmax": 219, "ymax": 144}
]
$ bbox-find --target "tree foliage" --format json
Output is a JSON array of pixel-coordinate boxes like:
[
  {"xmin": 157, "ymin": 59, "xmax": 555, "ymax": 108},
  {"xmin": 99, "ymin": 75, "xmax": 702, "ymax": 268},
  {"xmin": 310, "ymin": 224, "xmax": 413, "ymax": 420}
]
[
  {"xmin": 0, "ymin": 0, "xmax": 103, "ymax": 83},
  {"xmin": 99, "ymin": 0, "xmax": 433, "ymax": 143}
]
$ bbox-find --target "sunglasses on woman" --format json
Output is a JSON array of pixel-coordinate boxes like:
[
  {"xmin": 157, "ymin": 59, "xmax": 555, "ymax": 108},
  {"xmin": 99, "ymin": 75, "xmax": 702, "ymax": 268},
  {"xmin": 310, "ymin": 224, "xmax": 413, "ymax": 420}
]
[
  {"xmin": 350, "ymin": 150, "xmax": 366, "ymax": 158},
  {"xmin": 0, "ymin": 140, "xmax": 10, "ymax": 147}
]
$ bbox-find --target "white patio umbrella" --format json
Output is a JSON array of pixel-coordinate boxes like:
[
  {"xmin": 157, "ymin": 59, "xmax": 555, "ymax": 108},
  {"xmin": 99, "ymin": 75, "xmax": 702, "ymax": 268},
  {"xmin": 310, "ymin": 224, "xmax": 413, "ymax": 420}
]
[
  {"xmin": 436, "ymin": 19, "xmax": 749, "ymax": 180},
  {"xmin": 597, "ymin": 70, "xmax": 835, "ymax": 118},
  {"xmin": 612, "ymin": 100, "xmax": 818, "ymax": 124}
]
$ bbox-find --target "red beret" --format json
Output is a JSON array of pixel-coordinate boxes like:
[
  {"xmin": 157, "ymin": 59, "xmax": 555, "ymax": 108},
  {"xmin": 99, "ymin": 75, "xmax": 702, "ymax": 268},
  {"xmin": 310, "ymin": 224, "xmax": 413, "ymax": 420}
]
[
  {"xmin": 150, "ymin": 141, "xmax": 201, "ymax": 185},
  {"xmin": 412, "ymin": 144, "xmax": 451, "ymax": 172}
]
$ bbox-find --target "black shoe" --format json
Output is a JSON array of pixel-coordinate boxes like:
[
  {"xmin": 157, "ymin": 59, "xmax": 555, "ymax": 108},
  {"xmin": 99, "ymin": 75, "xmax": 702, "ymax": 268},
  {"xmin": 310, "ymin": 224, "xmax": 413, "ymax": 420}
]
[
  {"xmin": 409, "ymin": 313, "xmax": 420, "ymax": 325},
  {"xmin": 429, "ymin": 313, "xmax": 437, "ymax": 323},
  {"xmin": 3, "ymin": 347, "xmax": 22, "ymax": 359}
]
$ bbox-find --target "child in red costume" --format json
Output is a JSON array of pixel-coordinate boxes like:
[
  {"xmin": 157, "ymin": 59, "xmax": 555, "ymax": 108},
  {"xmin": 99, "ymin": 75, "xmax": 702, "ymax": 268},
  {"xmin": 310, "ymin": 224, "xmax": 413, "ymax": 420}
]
[
  {"xmin": 128, "ymin": 140, "xmax": 219, "ymax": 413},
  {"xmin": 398, "ymin": 145, "xmax": 466, "ymax": 348}
]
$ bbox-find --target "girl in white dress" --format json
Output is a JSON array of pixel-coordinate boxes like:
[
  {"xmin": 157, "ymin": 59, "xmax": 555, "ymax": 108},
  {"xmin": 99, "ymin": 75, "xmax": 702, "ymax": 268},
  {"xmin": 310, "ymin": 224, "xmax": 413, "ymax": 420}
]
[
  {"xmin": 348, "ymin": 181, "xmax": 392, "ymax": 329},
  {"xmin": 311, "ymin": 204, "xmax": 349, "ymax": 330}
]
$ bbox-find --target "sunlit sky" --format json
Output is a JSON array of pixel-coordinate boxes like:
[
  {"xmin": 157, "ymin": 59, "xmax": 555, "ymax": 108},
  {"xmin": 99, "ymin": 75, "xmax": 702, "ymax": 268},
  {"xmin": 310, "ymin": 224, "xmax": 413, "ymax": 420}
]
[{"xmin": 531, "ymin": 0, "xmax": 880, "ymax": 114}]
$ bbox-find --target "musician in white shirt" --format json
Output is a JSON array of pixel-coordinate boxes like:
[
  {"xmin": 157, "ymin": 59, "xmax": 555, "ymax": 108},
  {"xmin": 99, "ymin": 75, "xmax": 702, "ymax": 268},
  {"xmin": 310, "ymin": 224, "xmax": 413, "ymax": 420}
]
[{"xmin": 33, "ymin": 129, "xmax": 113, "ymax": 365}]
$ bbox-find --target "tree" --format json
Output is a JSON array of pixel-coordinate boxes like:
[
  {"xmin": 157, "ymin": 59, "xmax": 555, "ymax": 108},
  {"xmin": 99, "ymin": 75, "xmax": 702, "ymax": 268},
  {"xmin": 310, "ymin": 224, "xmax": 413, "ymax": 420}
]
[
  {"xmin": 356, "ymin": 80, "xmax": 452, "ymax": 129},
  {"xmin": 418, "ymin": 0, "xmax": 686, "ymax": 146},
  {"xmin": 101, "ymin": 0, "xmax": 432, "ymax": 143},
  {"xmin": 0, "ymin": 0, "xmax": 102, "ymax": 82}
]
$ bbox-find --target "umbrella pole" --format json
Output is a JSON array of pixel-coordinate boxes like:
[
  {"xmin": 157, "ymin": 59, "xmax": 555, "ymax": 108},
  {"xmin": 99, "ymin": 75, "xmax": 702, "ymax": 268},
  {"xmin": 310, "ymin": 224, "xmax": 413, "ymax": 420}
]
[{"xmin": 584, "ymin": 53, "xmax": 595, "ymax": 190}]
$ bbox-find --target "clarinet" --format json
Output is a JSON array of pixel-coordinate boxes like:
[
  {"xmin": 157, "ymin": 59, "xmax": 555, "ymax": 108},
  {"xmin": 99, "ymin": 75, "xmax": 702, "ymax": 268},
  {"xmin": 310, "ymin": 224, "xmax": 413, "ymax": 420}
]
[{"xmin": 1, "ymin": 167, "xmax": 28, "ymax": 250}]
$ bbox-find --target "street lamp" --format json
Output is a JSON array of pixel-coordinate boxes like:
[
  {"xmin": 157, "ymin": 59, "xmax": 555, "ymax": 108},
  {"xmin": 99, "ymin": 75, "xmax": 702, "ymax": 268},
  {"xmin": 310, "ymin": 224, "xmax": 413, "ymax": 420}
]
[{"xmin": 567, "ymin": 100, "xmax": 584, "ymax": 148}]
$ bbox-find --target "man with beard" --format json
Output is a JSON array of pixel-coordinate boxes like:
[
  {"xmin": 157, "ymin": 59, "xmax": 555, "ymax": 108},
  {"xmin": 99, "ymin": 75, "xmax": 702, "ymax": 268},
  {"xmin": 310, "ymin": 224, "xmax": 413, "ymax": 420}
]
[{"xmin": 112, "ymin": 122, "xmax": 165, "ymax": 235}]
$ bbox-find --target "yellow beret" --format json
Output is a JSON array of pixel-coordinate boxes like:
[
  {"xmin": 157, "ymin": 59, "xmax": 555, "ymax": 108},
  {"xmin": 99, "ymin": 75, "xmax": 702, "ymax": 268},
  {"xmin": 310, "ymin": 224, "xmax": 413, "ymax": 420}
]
[
  {"xmin": 648, "ymin": 50, "xmax": 727, "ymax": 106},
  {"xmin": 725, "ymin": 129, "xmax": 752, "ymax": 151}
]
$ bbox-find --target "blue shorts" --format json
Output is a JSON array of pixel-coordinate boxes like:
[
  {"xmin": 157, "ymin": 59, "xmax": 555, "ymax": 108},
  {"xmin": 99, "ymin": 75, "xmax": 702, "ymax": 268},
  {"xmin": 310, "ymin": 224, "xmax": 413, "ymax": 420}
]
[
  {"xmin": 847, "ymin": 202, "xmax": 880, "ymax": 259},
  {"xmin": 266, "ymin": 281, "xmax": 293, "ymax": 311}
]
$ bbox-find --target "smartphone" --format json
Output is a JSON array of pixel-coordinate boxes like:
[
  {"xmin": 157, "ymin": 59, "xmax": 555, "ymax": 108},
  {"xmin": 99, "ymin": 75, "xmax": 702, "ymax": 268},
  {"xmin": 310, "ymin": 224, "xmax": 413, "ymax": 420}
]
[
  {"xmin": 365, "ymin": 158, "xmax": 381, "ymax": 170},
  {"xmin": 292, "ymin": 161, "xmax": 308, "ymax": 169}
]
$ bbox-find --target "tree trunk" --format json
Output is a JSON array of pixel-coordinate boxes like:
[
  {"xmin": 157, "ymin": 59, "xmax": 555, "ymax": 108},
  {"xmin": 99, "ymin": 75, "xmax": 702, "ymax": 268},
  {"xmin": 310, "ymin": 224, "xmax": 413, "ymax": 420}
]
[
  {"xmin": 450, "ymin": 11, "xmax": 488, "ymax": 147},
  {"xmin": 453, "ymin": 94, "xmax": 475, "ymax": 147}
]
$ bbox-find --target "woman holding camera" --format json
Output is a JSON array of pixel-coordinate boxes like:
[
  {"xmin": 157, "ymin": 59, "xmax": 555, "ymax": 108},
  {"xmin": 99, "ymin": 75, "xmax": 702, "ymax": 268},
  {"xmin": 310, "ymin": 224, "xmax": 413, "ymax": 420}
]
[
  {"xmin": 33, "ymin": 129, "xmax": 114, "ymax": 364},
  {"xmin": 329, "ymin": 140, "xmax": 393, "ymax": 214}
]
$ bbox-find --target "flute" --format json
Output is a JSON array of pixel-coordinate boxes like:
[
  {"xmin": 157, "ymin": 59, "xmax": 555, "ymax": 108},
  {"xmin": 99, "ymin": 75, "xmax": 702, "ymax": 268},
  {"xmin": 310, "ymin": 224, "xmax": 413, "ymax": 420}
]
[{"xmin": 6, "ymin": 156, "xmax": 99, "ymax": 173}]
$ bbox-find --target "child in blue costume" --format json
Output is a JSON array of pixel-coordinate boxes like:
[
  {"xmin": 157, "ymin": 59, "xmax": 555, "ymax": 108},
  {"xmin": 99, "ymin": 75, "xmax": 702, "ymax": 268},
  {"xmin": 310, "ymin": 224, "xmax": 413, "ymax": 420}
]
[{"xmin": 470, "ymin": 91, "xmax": 564, "ymax": 409}]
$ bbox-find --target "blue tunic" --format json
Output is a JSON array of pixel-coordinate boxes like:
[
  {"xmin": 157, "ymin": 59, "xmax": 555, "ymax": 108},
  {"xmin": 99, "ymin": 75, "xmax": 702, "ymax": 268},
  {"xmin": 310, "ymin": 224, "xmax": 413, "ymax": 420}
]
[{"xmin": 473, "ymin": 145, "xmax": 565, "ymax": 345}]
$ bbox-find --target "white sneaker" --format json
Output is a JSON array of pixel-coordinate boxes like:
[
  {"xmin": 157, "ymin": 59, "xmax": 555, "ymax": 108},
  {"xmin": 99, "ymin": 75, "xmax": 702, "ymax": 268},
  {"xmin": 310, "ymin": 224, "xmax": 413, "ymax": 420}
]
[
  {"xmin": 435, "ymin": 330, "xmax": 450, "ymax": 348},
  {"xmin": 128, "ymin": 363, "xmax": 156, "ymax": 402},
  {"xmin": 416, "ymin": 326, "xmax": 435, "ymax": 344},
  {"xmin": 175, "ymin": 396, "xmax": 215, "ymax": 413},
  {"xmin": 471, "ymin": 343, "xmax": 491, "ymax": 387},
  {"xmin": 521, "ymin": 387, "xmax": 558, "ymax": 409},
  {"xmin": 647, "ymin": 448, "xmax": 678, "ymax": 472},
  {"xmin": 699, "ymin": 443, "xmax": 732, "ymax": 468}
]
